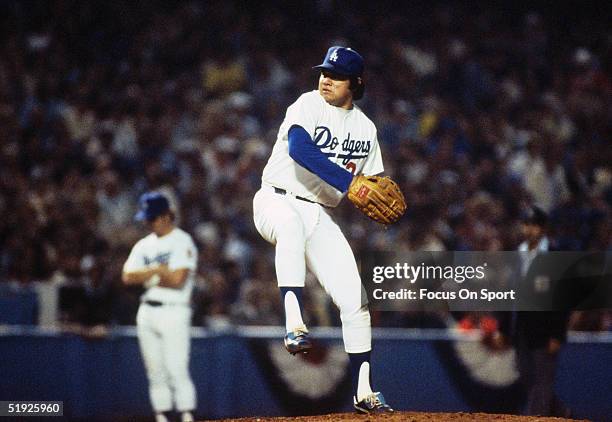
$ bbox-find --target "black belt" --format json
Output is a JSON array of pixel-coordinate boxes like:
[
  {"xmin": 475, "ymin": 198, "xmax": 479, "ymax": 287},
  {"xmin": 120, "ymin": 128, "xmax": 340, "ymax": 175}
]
[
  {"xmin": 273, "ymin": 187, "xmax": 318, "ymax": 205},
  {"xmin": 142, "ymin": 300, "xmax": 187, "ymax": 307}
]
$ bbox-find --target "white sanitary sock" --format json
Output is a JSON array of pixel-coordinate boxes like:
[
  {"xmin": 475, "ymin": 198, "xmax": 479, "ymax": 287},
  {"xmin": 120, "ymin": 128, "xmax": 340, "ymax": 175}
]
[
  {"xmin": 284, "ymin": 291, "xmax": 305, "ymax": 332},
  {"xmin": 357, "ymin": 362, "xmax": 373, "ymax": 401}
]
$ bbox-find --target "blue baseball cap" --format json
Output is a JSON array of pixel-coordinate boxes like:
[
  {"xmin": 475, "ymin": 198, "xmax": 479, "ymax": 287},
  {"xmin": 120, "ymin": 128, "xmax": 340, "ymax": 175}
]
[
  {"xmin": 135, "ymin": 192, "xmax": 170, "ymax": 222},
  {"xmin": 313, "ymin": 46, "xmax": 364, "ymax": 77}
]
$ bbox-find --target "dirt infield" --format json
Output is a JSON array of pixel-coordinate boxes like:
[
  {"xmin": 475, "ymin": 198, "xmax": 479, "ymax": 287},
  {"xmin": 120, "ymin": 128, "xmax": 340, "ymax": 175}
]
[{"xmin": 208, "ymin": 411, "xmax": 588, "ymax": 421}]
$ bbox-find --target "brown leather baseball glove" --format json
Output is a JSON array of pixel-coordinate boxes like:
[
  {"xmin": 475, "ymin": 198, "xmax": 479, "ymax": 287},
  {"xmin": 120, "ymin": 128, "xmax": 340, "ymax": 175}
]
[{"xmin": 347, "ymin": 175, "xmax": 406, "ymax": 225}]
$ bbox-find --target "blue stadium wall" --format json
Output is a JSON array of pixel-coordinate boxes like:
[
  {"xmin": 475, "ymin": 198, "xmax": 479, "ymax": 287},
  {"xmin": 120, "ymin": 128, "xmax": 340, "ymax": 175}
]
[{"xmin": 0, "ymin": 326, "xmax": 610, "ymax": 421}]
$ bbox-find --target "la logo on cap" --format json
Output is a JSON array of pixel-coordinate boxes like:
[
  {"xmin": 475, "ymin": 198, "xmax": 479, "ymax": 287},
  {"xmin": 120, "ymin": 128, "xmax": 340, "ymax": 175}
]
[{"xmin": 330, "ymin": 49, "xmax": 339, "ymax": 62}]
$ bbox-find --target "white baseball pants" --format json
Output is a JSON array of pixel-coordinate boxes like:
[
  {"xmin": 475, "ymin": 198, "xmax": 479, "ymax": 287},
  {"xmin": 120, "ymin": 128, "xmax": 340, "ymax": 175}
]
[
  {"xmin": 136, "ymin": 304, "xmax": 196, "ymax": 413},
  {"xmin": 253, "ymin": 185, "xmax": 371, "ymax": 353}
]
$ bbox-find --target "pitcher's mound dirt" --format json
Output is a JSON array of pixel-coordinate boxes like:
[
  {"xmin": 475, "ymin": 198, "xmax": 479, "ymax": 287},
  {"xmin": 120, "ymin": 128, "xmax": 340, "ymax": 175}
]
[{"xmin": 208, "ymin": 411, "xmax": 587, "ymax": 421}]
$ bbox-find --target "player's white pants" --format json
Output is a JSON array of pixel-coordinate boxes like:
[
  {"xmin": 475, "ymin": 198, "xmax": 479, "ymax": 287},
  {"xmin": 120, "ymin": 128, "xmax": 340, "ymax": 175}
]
[
  {"xmin": 136, "ymin": 304, "xmax": 196, "ymax": 413},
  {"xmin": 253, "ymin": 185, "xmax": 371, "ymax": 353}
]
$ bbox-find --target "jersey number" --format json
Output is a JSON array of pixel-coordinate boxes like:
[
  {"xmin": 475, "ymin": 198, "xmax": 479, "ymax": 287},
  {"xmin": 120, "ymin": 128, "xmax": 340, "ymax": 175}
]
[{"xmin": 346, "ymin": 162, "xmax": 357, "ymax": 174}]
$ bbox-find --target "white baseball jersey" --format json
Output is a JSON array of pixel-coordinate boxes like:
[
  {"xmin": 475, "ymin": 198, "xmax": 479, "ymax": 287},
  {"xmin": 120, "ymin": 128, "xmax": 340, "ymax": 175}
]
[
  {"xmin": 123, "ymin": 228, "xmax": 197, "ymax": 304},
  {"xmin": 262, "ymin": 90, "xmax": 384, "ymax": 207}
]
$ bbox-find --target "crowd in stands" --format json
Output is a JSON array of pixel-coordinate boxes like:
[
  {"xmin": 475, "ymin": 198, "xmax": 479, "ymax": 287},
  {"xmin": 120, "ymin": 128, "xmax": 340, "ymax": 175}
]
[{"xmin": 0, "ymin": 1, "xmax": 610, "ymax": 330}]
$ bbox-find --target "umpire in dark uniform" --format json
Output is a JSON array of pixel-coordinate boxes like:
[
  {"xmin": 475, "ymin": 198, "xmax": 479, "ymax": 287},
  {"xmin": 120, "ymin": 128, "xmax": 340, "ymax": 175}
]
[{"xmin": 514, "ymin": 206, "xmax": 570, "ymax": 417}]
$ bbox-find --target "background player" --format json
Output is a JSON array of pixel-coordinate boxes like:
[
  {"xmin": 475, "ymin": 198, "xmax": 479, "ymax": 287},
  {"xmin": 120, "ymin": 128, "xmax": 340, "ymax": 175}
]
[
  {"xmin": 122, "ymin": 192, "xmax": 198, "ymax": 422},
  {"xmin": 252, "ymin": 46, "xmax": 393, "ymax": 414}
]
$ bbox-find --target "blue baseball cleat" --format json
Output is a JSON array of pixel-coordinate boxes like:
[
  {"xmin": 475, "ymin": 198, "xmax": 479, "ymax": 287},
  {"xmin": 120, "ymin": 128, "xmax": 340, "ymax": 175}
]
[
  {"xmin": 283, "ymin": 325, "xmax": 312, "ymax": 355},
  {"xmin": 354, "ymin": 392, "xmax": 394, "ymax": 414}
]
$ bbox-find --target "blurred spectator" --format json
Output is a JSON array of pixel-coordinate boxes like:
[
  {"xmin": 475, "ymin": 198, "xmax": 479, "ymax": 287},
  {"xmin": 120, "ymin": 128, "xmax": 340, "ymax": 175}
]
[{"xmin": 95, "ymin": 169, "xmax": 138, "ymax": 246}]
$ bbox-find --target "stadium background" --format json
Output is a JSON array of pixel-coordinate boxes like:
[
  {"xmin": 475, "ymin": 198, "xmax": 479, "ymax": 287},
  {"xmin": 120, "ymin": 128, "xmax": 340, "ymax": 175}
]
[{"xmin": 0, "ymin": 1, "xmax": 610, "ymax": 420}]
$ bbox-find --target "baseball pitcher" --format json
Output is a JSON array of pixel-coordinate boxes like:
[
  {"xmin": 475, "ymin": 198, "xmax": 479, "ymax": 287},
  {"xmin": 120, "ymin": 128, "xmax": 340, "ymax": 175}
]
[
  {"xmin": 122, "ymin": 192, "xmax": 197, "ymax": 422},
  {"xmin": 253, "ymin": 46, "xmax": 405, "ymax": 414}
]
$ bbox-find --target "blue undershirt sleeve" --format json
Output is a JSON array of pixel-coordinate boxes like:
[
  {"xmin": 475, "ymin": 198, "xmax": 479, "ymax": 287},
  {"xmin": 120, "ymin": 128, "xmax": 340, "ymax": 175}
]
[{"xmin": 287, "ymin": 125, "xmax": 354, "ymax": 192}]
